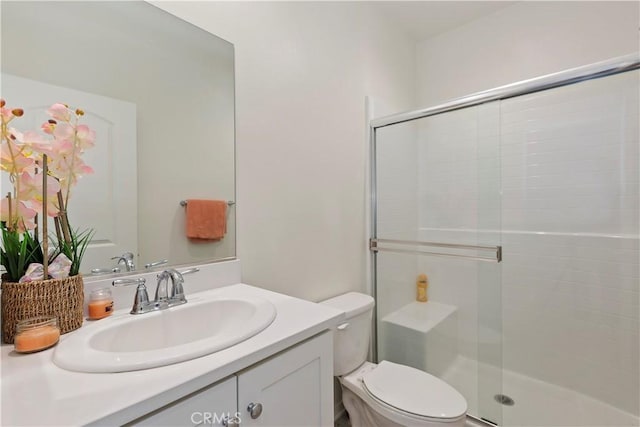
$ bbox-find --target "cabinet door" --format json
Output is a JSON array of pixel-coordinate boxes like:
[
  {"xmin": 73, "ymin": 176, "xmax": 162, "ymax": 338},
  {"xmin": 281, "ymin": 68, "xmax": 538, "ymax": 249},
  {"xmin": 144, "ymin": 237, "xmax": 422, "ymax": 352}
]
[
  {"xmin": 129, "ymin": 376, "xmax": 238, "ymax": 427},
  {"xmin": 237, "ymin": 331, "xmax": 333, "ymax": 427}
]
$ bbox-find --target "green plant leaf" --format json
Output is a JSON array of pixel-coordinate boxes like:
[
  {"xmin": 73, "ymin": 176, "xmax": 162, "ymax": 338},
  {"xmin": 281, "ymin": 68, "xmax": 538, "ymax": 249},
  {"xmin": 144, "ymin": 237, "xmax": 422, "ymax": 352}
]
[{"xmin": 0, "ymin": 224, "xmax": 45, "ymax": 281}]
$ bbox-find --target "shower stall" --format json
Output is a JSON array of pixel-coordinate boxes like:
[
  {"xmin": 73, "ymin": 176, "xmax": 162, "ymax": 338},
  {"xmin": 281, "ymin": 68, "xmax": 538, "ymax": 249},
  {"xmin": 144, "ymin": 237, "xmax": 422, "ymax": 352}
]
[{"xmin": 370, "ymin": 55, "xmax": 639, "ymax": 426}]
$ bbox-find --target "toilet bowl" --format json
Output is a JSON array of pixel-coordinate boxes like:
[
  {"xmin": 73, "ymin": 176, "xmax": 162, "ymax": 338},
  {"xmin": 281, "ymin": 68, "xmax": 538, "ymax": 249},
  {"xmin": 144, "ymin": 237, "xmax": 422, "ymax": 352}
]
[
  {"xmin": 321, "ymin": 292, "xmax": 467, "ymax": 427},
  {"xmin": 340, "ymin": 361, "xmax": 466, "ymax": 427}
]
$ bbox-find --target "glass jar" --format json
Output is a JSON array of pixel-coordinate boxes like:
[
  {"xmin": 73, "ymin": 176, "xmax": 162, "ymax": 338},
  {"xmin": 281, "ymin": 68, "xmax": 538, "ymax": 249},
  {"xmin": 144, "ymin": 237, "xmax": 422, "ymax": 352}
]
[
  {"xmin": 14, "ymin": 316, "xmax": 61, "ymax": 353},
  {"xmin": 88, "ymin": 288, "xmax": 114, "ymax": 320}
]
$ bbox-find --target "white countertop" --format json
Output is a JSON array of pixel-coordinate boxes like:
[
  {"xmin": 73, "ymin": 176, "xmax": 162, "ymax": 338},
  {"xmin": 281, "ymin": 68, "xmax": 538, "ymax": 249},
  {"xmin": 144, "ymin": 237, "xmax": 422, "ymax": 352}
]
[{"xmin": 1, "ymin": 283, "xmax": 344, "ymax": 426}]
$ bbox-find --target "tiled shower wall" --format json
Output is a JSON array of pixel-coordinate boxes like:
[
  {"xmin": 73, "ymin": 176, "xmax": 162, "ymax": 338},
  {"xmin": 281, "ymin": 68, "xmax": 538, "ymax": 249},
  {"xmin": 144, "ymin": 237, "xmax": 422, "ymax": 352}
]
[
  {"xmin": 414, "ymin": 71, "xmax": 639, "ymax": 414},
  {"xmin": 497, "ymin": 71, "xmax": 639, "ymax": 414}
]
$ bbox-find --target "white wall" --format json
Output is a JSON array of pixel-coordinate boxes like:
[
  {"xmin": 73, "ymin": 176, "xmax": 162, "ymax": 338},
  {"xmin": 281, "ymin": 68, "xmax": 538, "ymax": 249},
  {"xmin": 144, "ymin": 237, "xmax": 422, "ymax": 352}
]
[
  {"xmin": 416, "ymin": 1, "xmax": 639, "ymax": 107},
  {"xmin": 153, "ymin": 1, "xmax": 416, "ymax": 301}
]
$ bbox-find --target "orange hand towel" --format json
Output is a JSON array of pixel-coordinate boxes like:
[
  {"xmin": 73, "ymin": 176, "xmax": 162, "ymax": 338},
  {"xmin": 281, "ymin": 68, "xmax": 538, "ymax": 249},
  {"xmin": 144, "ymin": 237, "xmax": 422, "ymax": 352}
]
[{"xmin": 185, "ymin": 199, "xmax": 227, "ymax": 240}]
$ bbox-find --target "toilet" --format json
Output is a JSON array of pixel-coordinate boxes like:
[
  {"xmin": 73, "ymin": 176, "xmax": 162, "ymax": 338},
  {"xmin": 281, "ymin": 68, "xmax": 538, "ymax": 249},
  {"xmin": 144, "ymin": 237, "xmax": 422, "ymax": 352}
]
[{"xmin": 322, "ymin": 292, "xmax": 467, "ymax": 427}]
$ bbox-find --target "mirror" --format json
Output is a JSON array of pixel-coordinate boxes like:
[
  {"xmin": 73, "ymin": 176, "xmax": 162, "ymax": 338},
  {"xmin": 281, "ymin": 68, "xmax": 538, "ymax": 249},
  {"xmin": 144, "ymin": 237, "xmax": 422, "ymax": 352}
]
[{"xmin": 1, "ymin": 1, "xmax": 235, "ymax": 277}]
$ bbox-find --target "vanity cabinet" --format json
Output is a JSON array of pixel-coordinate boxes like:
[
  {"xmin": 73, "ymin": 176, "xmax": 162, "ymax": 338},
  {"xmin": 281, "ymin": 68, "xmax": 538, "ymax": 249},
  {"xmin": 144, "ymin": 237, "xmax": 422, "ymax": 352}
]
[
  {"xmin": 237, "ymin": 330, "xmax": 333, "ymax": 426},
  {"xmin": 129, "ymin": 331, "xmax": 333, "ymax": 427}
]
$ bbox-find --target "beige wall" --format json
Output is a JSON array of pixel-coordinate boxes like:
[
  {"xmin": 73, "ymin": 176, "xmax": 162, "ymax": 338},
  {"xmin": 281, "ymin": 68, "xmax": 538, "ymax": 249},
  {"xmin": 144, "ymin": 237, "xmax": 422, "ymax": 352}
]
[{"xmin": 154, "ymin": 1, "xmax": 416, "ymax": 301}]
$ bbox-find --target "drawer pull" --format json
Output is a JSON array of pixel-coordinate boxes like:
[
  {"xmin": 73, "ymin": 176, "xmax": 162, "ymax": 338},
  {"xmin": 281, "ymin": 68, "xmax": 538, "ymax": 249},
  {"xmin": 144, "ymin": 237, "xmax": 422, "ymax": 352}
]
[{"xmin": 247, "ymin": 402, "xmax": 263, "ymax": 419}]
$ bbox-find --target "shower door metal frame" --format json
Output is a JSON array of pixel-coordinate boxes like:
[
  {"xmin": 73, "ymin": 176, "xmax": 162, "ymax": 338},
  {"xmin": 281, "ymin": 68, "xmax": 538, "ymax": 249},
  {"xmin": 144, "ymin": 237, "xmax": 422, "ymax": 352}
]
[{"xmin": 369, "ymin": 53, "xmax": 640, "ymax": 363}]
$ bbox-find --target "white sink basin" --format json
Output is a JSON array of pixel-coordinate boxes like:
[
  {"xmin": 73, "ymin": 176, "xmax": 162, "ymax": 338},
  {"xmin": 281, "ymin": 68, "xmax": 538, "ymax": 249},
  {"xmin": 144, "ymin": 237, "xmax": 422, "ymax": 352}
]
[{"xmin": 53, "ymin": 294, "xmax": 277, "ymax": 373}]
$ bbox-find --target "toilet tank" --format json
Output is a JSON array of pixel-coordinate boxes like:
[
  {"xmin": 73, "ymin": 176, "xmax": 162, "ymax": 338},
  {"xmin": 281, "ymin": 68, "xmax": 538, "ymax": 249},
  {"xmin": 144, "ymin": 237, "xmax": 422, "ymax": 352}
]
[{"xmin": 321, "ymin": 292, "xmax": 374, "ymax": 376}]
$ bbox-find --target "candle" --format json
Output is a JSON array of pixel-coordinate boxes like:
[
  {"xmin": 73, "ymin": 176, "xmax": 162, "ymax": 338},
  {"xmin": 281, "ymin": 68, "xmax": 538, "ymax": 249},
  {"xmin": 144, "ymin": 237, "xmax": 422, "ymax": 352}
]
[
  {"xmin": 88, "ymin": 288, "xmax": 114, "ymax": 320},
  {"xmin": 88, "ymin": 299, "xmax": 114, "ymax": 319},
  {"xmin": 14, "ymin": 317, "xmax": 60, "ymax": 353}
]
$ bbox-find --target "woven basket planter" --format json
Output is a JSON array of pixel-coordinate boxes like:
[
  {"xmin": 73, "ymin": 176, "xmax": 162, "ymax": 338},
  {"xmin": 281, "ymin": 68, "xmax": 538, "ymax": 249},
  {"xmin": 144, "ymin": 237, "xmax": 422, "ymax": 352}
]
[{"xmin": 1, "ymin": 274, "xmax": 84, "ymax": 344}]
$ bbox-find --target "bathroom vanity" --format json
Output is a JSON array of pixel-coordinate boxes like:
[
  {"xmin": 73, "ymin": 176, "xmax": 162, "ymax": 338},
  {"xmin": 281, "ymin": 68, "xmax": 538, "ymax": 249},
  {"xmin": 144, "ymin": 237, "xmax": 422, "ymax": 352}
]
[
  {"xmin": 0, "ymin": 260, "xmax": 343, "ymax": 426},
  {"xmin": 130, "ymin": 331, "xmax": 331, "ymax": 427}
]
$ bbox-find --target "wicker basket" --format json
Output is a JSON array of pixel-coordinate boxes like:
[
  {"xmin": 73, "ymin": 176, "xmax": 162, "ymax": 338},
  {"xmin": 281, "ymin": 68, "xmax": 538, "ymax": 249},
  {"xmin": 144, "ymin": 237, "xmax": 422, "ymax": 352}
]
[{"xmin": 1, "ymin": 274, "xmax": 84, "ymax": 344}]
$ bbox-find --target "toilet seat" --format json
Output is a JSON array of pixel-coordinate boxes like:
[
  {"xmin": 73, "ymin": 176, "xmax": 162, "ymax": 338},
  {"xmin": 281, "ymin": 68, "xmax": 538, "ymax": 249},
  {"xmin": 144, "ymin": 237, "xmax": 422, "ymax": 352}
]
[{"xmin": 362, "ymin": 361, "xmax": 467, "ymax": 422}]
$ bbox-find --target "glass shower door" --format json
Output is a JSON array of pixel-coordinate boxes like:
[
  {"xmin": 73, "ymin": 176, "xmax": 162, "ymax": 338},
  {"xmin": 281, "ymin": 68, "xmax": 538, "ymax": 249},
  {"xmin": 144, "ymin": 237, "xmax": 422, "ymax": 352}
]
[{"xmin": 372, "ymin": 101, "xmax": 503, "ymax": 424}]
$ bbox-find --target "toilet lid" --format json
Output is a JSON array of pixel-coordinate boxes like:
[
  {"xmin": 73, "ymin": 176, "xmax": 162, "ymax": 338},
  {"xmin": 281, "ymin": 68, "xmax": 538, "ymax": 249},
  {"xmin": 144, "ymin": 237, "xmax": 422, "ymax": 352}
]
[{"xmin": 362, "ymin": 361, "xmax": 467, "ymax": 420}]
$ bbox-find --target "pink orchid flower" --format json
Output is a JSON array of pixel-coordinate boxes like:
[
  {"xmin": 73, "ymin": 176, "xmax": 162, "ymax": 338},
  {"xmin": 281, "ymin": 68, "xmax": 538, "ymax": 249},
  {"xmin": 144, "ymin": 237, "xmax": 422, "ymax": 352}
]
[
  {"xmin": 2, "ymin": 100, "xmax": 95, "ymax": 232},
  {"xmin": 41, "ymin": 104, "xmax": 95, "ymax": 207},
  {"xmin": 0, "ymin": 198, "xmax": 37, "ymax": 232},
  {"xmin": 50, "ymin": 138, "xmax": 75, "ymax": 157},
  {"xmin": 1, "ymin": 107, "xmax": 14, "ymax": 122},
  {"xmin": 52, "ymin": 122, "xmax": 75, "ymax": 147},
  {"xmin": 49, "ymin": 154, "xmax": 93, "ymax": 190},
  {"xmin": 75, "ymin": 124, "xmax": 96, "ymax": 149},
  {"xmin": 0, "ymin": 138, "xmax": 35, "ymax": 174},
  {"xmin": 47, "ymin": 103, "xmax": 71, "ymax": 122},
  {"xmin": 19, "ymin": 171, "xmax": 61, "ymax": 217},
  {"xmin": 18, "ymin": 129, "xmax": 54, "ymax": 155},
  {"xmin": 41, "ymin": 121, "xmax": 55, "ymax": 135}
]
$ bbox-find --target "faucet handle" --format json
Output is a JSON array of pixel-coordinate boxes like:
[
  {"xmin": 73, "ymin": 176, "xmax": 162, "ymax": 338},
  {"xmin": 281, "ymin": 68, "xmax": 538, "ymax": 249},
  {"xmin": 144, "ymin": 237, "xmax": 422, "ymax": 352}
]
[
  {"xmin": 112, "ymin": 277, "xmax": 146, "ymax": 287},
  {"xmin": 112, "ymin": 278, "xmax": 150, "ymax": 314},
  {"xmin": 144, "ymin": 259, "xmax": 168, "ymax": 269},
  {"xmin": 91, "ymin": 267, "xmax": 121, "ymax": 275},
  {"xmin": 130, "ymin": 283, "xmax": 151, "ymax": 314}
]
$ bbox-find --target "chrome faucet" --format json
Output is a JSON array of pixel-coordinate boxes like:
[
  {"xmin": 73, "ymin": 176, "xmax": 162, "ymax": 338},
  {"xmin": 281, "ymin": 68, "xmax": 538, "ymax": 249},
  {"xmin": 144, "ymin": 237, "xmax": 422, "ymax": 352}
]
[
  {"xmin": 155, "ymin": 268, "xmax": 187, "ymax": 308},
  {"xmin": 112, "ymin": 268, "xmax": 198, "ymax": 315},
  {"xmin": 111, "ymin": 252, "xmax": 136, "ymax": 272}
]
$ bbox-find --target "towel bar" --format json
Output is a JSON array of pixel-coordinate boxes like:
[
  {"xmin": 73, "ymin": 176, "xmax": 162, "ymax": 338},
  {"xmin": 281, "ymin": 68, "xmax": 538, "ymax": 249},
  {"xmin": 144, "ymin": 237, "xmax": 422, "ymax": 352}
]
[
  {"xmin": 180, "ymin": 200, "xmax": 235, "ymax": 207},
  {"xmin": 370, "ymin": 238, "xmax": 502, "ymax": 263}
]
